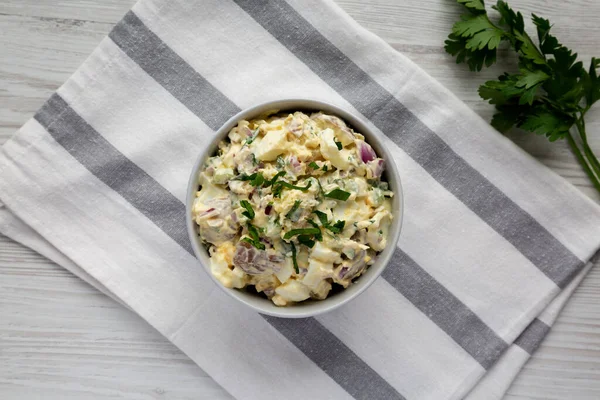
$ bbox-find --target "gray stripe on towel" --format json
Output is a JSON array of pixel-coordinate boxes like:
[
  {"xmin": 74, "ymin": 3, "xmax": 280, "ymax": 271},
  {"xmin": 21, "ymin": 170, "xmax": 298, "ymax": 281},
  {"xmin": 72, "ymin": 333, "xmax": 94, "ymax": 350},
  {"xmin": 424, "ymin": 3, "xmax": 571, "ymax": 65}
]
[
  {"xmin": 109, "ymin": 12, "xmax": 239, "ymax": 131},
  {"xmin": 385, "ymin": 248, "xmax": 509, "ymax": 369},
  {"xmin": 34, "ymin": 93, "xmax": 193, "ymax": 254},
  {"xmin": 514, "ymin": 318, "xmax": 551, "ymax": 355}
]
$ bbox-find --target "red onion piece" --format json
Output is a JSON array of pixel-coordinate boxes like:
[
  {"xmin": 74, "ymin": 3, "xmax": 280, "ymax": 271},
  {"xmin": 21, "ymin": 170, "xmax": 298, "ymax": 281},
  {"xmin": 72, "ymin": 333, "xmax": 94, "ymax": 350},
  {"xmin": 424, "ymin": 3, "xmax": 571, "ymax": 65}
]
[
  {"xmin": 367, "ymin": 158, "xmax": 385, "ymax": 179},
  {"xmin": 241, "ymin": 126, "xmax": 253, "ymax": 138},
  {"xmin": 289, "ymin": 155, "xmax": 302, "ymax": 174},
  {"xmin": 358, "ymin": 142, "xmax": 377, "ymax": 163},
  {"xmin": 198, "ymin": 208, "xmax": 218, "ymax": 219},
  {"xmin": 288, "ymin": 118, "xmax": 304, "ymax": 137}
]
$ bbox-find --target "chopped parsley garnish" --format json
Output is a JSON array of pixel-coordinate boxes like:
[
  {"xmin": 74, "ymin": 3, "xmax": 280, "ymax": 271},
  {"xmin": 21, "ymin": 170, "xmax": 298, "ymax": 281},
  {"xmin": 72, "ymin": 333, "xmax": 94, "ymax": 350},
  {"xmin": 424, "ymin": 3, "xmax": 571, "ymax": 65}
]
[
  {"xmin": 278, "ymin": 181, "xmax": 312, "ymax": 191},
  {"xmin": 330, "ymin": 220, "xmax": 346, "ymax": 233},
  {"xmin": 297, "ymin": 234, "xmax": 315, "ymax": 248},
  {"xmin": 276, "ymin": 155, "xmax": 285, "ymax": 170},
  {"xmin": 245, "ymin": 128, "xmax": 260, "ymax": 145},
  {"xmin": 285, "ymin": 200, "xmax": 302, "ymax": 220},
  {"xmin": 283, "ymin": 227, "xmax": 321, "ymax": 240},
  {"xmin": 306, "ymin": 219, "xmax": 323, "ymax": 241},
  {"xmin": 307, "ymin": 219, "xmax": 320, "ymax": 229},
  {"xmin": 273, "ymin": 185, "xmax": 283, "ymax": 198},
  {"xmin": 314, "ymin": 210, "xmax": 346, "ymax": 234},
  {"xmin": 241, "ymin": 223, "xmax": 265, "ymax": 250},
  {"xmin": 324, "ymin": 188, "xmax": 351, "ymax": 201},
  {"xmin": 314, "ymin": 177, "xmax": 324, "ymax": 195},
  {"xmin": 322, "ymin": 165, "xmax": 328, "ymax": 172},
  {"xmin": 308, "ymin": 161, "xmax": 320, "ymax": 170},
  {"xmin": 335, "ymin": 140, "xmax": 343, "ymax": 150},
  {"xmin": 314, "ymin": 210, "xmax": 328, "ymax": 226},
  {"xmin": 290, "ymin": 242, "xmax": 299, "ymax": 273},
  {"xmin": 273, "ymin": 180, "xmax": 312, "ymax": 198},
  {"xmin": 238, "ymin": 172, "xmax": 265, "ymax": 187},
  {"xmin": 251, "ymin": 153, "xmax": 257, "ymax": 165},
  {"xmin": 264, "ymin": 171, "xmax": 285, "ymax": 187},
  {"xmin": 239, "ymin": 200, "xmax": 255, "ymax": 219}
]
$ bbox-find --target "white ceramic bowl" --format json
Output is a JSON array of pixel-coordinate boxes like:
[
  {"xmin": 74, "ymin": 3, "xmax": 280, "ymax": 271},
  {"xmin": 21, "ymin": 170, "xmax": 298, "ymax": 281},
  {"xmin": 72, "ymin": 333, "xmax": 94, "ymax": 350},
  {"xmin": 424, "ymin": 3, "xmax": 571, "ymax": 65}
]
[{"xmin": 186, "ymin": 99, "xmax": 403, "ymax": 318}]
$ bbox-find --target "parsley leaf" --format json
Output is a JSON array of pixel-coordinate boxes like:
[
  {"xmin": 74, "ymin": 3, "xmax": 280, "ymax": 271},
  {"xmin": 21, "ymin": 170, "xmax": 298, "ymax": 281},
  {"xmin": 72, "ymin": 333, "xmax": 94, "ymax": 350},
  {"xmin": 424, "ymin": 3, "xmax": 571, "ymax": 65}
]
[
  {"xmin": 452, "ymin": 14, "xmax": 504, "ymax": 51},
  {"xmin": 519, "ymin": 105, "xmax": 575, "ymax": 142},
  {"xmin": 285, "ymin": 200, "xmax": 302, "ymax": 220},
  {"xmin": 335, "ymin": 140, "xmax": 343, "ymax": 150},
  {"xmin": 297, "ymin": 235, "xmax": 315, "ymax": 248},
  {"xmin": 457, "ymin": 0, "xmax": 485, "ymax": 13},
  {"xmin": 582, "ymin": 58, "xmax": 600, "ymax": 107},
  {"xmin": 308, "ymin": 161, "xmax": 320, "ymax": 170}
]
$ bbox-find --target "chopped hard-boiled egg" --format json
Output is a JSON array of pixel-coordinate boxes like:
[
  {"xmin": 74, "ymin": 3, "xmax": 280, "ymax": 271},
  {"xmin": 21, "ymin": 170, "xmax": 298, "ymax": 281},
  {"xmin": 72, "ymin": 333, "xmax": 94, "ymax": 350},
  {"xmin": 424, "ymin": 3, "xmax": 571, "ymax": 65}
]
[{"xmin": 253, "ymin": 129, "xmax": 287, "ymax": 161}]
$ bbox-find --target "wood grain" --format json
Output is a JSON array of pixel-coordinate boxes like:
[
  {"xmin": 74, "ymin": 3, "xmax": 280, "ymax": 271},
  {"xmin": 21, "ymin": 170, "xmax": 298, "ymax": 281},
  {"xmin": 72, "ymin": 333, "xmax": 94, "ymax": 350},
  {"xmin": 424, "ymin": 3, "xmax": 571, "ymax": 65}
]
[{"xmin": 1, "ymin": 0, "xmax": 599, "ymax": 398}]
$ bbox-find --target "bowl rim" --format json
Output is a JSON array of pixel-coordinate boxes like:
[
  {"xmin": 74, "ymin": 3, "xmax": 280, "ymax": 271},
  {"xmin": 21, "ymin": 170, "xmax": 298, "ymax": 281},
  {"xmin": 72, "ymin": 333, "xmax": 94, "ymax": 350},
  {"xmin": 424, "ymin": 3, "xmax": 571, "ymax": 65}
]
[{"xmin": 186, "ymin": 99, "xmax": 403, "ymax": 318}]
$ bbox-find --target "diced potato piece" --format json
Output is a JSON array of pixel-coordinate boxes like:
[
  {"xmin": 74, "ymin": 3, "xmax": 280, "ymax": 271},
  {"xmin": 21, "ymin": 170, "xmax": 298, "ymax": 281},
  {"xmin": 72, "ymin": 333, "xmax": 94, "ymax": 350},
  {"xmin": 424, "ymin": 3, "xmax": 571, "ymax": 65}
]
[
  {"xmin": 275, "ymin": 280, "xmax": 311, "ymax": 302},
  {"xmin": 254, "ymin": 129, "xmax": 287, "ymax": 161}
]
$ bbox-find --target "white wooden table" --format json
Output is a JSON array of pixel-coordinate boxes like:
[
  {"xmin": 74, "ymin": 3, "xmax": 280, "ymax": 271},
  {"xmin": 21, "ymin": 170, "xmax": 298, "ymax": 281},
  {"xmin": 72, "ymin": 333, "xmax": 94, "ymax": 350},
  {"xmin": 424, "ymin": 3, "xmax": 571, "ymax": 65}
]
[{"xmin": 1, "ymin": 1, "xmax": 599, "ymax": 398}]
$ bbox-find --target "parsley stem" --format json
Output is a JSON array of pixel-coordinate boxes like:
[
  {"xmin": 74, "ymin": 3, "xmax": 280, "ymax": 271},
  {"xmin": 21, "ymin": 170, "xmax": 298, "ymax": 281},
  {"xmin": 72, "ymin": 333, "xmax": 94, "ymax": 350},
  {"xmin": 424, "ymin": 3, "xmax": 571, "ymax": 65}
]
[
  {"xmin": 567, "ymin": 132, "xmax": 600, "ymax": 194},
  {"xmin": 575, "ymin": 118, "xmax": 600, "ymax": 182}
]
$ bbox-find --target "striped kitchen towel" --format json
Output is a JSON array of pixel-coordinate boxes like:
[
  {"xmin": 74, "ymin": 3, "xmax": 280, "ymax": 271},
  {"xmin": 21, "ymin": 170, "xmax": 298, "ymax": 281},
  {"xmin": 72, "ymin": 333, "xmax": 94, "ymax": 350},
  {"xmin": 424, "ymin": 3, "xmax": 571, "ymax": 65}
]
[{"xmin": 1, "ymin": 0, "xmax": 600, "ymax": 399}]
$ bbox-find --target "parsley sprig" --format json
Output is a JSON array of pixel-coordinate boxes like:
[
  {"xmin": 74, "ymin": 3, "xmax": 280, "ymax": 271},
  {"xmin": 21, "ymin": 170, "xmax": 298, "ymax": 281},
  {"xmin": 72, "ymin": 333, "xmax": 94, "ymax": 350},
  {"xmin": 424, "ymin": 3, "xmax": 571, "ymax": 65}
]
[{"xmin": 446, "ymin": 0, "xmax": 600, "ymax": 193}]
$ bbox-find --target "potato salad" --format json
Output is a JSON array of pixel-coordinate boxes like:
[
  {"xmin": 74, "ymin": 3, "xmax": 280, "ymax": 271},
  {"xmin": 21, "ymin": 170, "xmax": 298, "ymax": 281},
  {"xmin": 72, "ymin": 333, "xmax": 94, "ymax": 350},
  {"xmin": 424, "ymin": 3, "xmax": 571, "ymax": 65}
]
[{"xmin": 192, "ymin": 111, "xmax": 394, "ymax": 306}]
